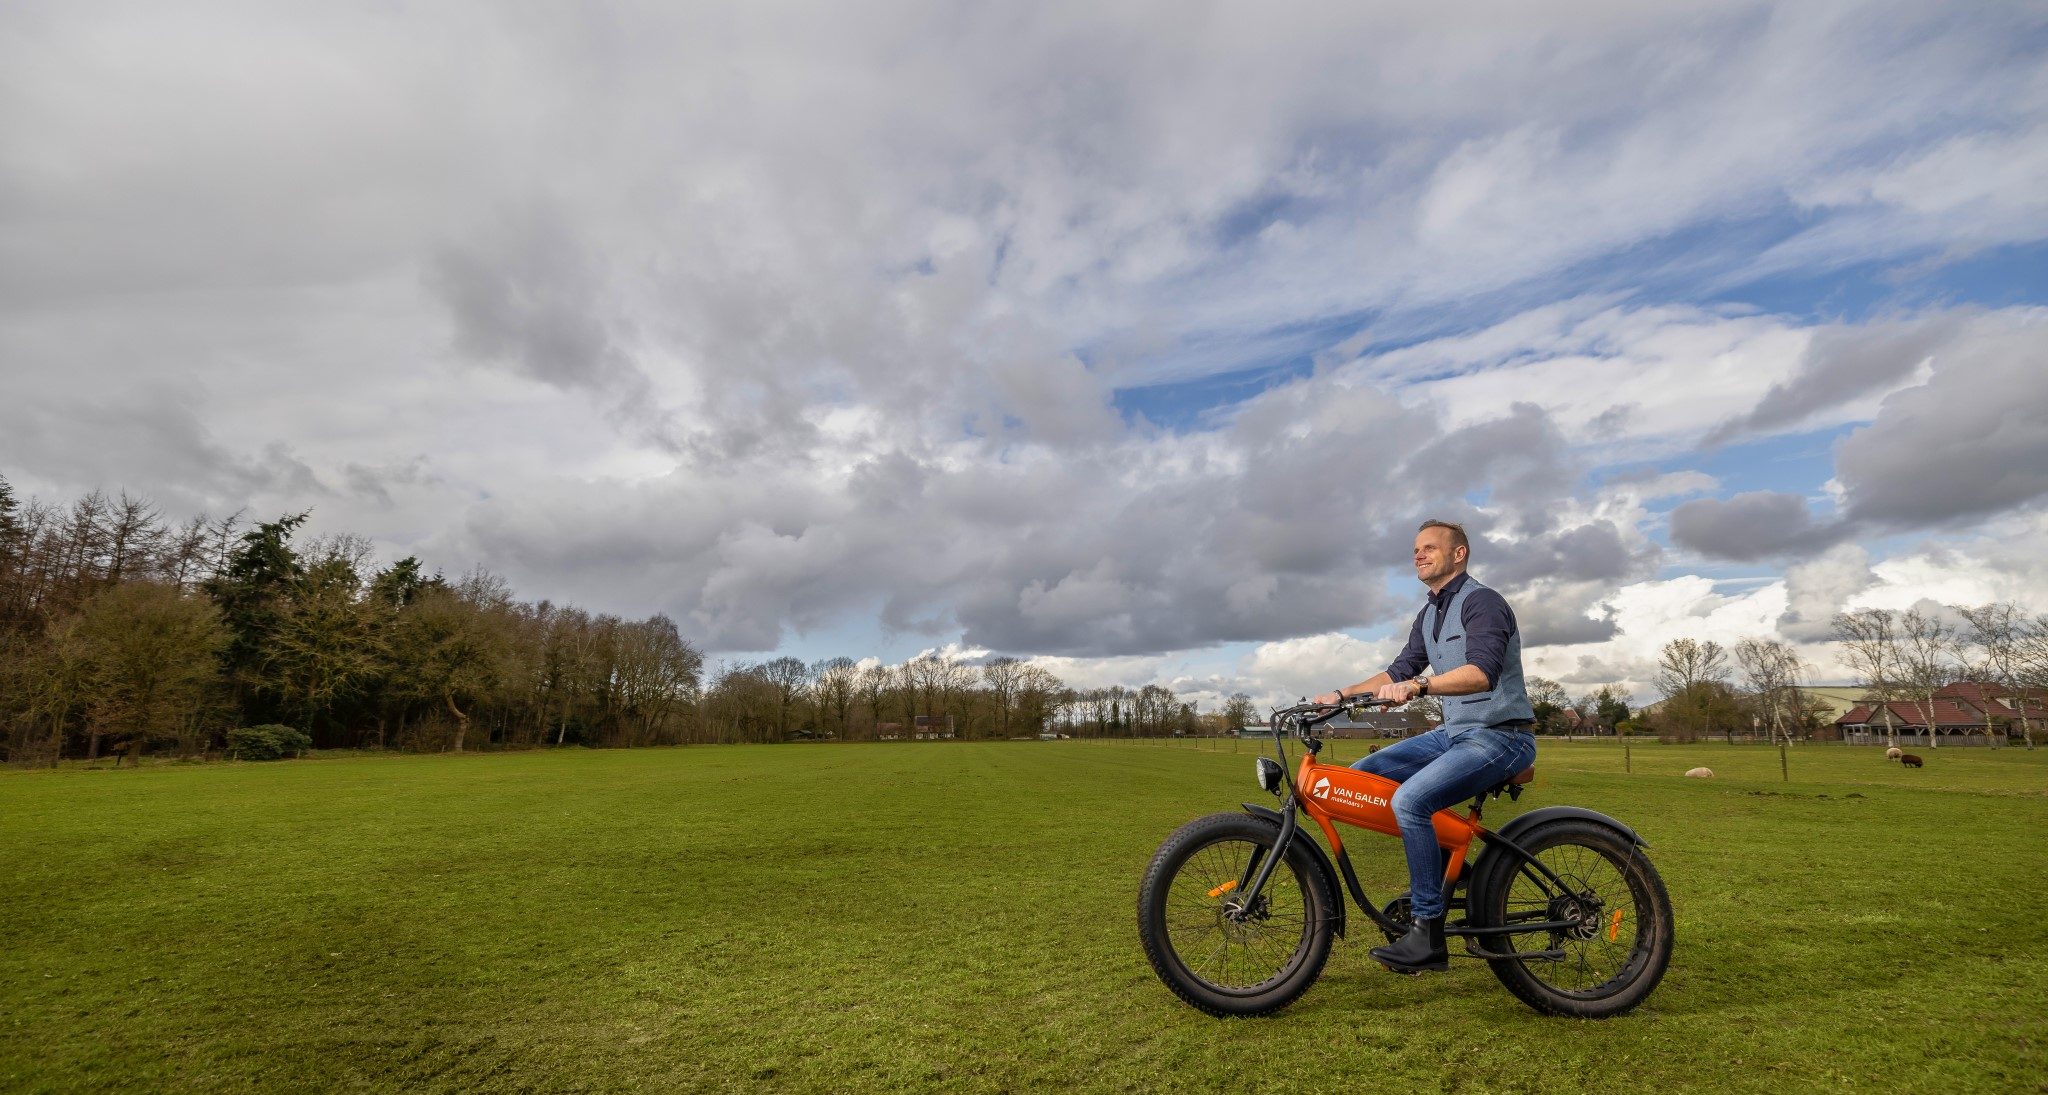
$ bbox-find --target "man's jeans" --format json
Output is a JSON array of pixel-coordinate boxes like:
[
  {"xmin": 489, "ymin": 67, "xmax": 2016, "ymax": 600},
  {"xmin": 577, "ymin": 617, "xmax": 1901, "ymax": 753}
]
[{"xmin": 1348, "ymin": 727, "xmax": 1537, "ymax": 920}]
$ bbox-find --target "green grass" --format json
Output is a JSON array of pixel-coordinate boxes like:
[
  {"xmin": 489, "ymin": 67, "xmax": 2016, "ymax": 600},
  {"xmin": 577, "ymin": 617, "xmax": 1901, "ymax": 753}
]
[{"xmin": 3, "ymin": 739, "xmax": 2045, "ymax": 1093}]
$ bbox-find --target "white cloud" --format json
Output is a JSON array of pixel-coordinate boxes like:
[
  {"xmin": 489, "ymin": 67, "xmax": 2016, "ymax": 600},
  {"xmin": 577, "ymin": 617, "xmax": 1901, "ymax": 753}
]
[
  {"xmin": 1241, "ymin": 632, "xmax": 1404, "ymax": 705},
  {"xmin": 2, "ymin": 1, "xmax": 2044, "ymax": 685}
]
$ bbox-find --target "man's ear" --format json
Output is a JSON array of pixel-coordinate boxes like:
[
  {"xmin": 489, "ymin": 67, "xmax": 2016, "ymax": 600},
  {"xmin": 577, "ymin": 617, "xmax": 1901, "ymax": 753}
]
[{"xmin": 1454, "ymin": 544, "xmax": 1469, "ymax": 567}]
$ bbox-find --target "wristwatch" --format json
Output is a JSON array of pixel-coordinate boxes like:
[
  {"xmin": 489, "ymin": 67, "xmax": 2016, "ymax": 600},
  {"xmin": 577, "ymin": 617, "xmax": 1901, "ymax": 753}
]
[{"xmin": 1413, "ymin": 675, "xmax": 1431, "ymax": 697}]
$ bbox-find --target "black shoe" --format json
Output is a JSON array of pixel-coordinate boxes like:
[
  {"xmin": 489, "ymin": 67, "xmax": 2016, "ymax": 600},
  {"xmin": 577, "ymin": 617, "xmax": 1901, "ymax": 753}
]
[{"xmin": 1371, "ymin": 915, "xmax": 1448, "ymax": 974}]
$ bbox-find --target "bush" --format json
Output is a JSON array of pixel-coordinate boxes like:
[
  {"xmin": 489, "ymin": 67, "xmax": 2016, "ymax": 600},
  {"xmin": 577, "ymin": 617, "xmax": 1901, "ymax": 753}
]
[{"xmin": 226, "ymin": 724, "xmax": 312, "ymax": 761}]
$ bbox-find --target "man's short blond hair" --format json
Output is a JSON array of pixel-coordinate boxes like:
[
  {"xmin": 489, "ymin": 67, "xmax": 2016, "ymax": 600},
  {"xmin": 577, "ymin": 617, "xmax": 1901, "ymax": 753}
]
[{"xmin": 1418, "ymin": 519, "xmax": 1469, "ymax": 557}]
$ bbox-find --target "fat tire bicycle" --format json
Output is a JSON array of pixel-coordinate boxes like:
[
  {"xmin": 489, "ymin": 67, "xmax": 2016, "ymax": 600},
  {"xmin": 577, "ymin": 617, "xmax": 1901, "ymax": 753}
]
[{"xmin": 1137, "ymin": 701, "xmax": 1673, "ymax": 1019}]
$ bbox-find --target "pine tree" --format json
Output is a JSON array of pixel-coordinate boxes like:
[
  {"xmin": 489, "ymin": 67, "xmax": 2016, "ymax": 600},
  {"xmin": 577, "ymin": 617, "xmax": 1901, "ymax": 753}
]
[{"xmin": 204, "ymin": 513, "xmax": 308, "ymax": 724}]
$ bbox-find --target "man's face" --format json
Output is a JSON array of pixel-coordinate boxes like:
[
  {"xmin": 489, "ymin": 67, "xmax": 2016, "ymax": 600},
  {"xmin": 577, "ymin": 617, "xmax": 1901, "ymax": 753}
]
[{"xmin": 1413, "ymin": 527, "xmax": 1465, "ymax": 585}]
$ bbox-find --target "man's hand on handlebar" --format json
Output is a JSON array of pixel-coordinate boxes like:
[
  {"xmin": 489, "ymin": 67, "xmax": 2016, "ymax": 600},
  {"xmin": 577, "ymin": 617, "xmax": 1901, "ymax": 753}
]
[
  {"xmin": 1312, "ymin": 681, "xmax": 1420, "ymax": 708},
  {"xmin": 1373, "ymin": 678, "xmax": 1424, "ymax": 705}
]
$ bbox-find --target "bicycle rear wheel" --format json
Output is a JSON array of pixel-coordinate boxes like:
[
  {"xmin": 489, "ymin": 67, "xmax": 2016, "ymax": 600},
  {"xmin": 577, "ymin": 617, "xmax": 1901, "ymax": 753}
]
[
  {"xmin": 1137, "ymin": 812, "xmax": 1334, "ymax": 1017},
  {"xmin": 1469, "ymin": 819, "xmax": 1673, "ymax": 1018}
]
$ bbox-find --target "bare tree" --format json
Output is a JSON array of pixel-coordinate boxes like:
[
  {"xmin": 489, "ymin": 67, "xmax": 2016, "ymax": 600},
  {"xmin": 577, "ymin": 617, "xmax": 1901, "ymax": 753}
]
[
  {"xmin": 1957, "ymin": 602, "xmax": 2034, "ymax": 748},
  {"xmin": 855, "ymin": 662, "xmax": 892, "ymax": 738},
  {"xmin": 1896, "ymin": 607, "xmax": 1958, "ymax": 748},
  {"xmin": 1528, "ymin": 676, "xmax": 1570, "ymax": 734},
  {"xmin": 983, "ymin": 656, "xmax": 1024, "ymax": 738},
  {"xmin": 1136, "ymin": 684, "xmax": 1177, "ymax": 737},
  {"xmin": 936, "ymin": 656, "xmax": 978, "ymax": 736},
  {"xmin": 2017, "ymin": 614, "xmax": 2048, "ymax": 750},
  {"xmin": 1655, "ymin": 638, "xmax": 1729, "ymax": 696},
  {"xmin": 1834, "ymin": 608, "xmax": 1904, "ymax": 748},
  {"xmin": 1015, "ymin": 665, "xmax": 1066, "ymax": 735},
  {"xmin": 1733, "ymin": 637, "xmax": 1805, "ymax": 745},
  {"xmin": 757, "ymin": 656, "xmax": 812, "ymax": 741},
  {"xmin": 1221, "ymin": 692, "xmax": 1257, "ymax": 737},
  {"xmin": 614, "ymin": 616, "xmax": 701, "ymax": 746},
  {"xmin": 1654, "ymin": 638, "xmax": 1736, "ymax": 741},
  {"xmin": 103, "ymin": 492, "xmax": 166, "ymax": 587},
  {"xmin": 811, "ymin": 657, "xmax": 858, "ymax": 738},
  {"xmin": 903, "ymin": 654, "xmax": 944, "ymax": 721}
]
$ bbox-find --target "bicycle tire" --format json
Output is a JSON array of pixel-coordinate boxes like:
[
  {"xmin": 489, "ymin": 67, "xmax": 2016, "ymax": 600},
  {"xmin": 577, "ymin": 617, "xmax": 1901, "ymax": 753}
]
[
  {"xmin": 1468, "ymin": 818, "xmax": 1673, "ymax": 1018},
  {"xmin": 1137, "ymin": 812, "xmax": 1335, "ymax": 1017}
]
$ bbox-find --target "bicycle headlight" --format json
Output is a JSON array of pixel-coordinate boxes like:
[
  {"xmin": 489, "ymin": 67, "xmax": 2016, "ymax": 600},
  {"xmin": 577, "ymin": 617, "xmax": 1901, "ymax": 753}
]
[{"xmin": 1254, "ymin": 757, "xmax": 1284, "ymax": 796}]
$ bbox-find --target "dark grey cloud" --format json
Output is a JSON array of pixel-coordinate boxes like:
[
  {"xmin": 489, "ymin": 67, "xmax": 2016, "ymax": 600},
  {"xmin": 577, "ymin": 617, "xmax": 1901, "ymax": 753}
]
[
  {"xmin": 1401, "ymin": 403, "xmax": 1577, "ymax": 522},
  {"xmin": 1481, "ymin": 520, "xmax": 1637, "ymax": 588},
  {"xmin": 0, "ymin": 383, "xmax": 331, "ymax": 517},
  {"xmin": 1832, "ymin": 319, "xmax": 2048, "ymax": 526},
  {"xmin": 1669, "ymin": 490, "xmax": 1845, "ymax": 562},
  {"xmin": 1678, "ymin": 309, "xmax": 2048, "ymax": 564},
  {"xmin": 1704, "ymin": 313, "xmax": 1969, "ymax": 446},
  {"xmin": 1512, "ymin": 582, "xmax": 1622, "ymax": 646},
  {"xmin": 431, "ymin": 211, "xmax": 679, "ymax": 446},
  {"xmin": 452, "ymin": 387, "xmax": 1648, "ymax": 656}
]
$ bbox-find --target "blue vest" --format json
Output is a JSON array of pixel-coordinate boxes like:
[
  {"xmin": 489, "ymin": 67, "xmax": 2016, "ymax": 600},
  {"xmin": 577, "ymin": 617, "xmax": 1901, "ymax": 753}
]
[{"xmin": 1424, "ymin": 577, "xmax": 1535, "ymax": 735}]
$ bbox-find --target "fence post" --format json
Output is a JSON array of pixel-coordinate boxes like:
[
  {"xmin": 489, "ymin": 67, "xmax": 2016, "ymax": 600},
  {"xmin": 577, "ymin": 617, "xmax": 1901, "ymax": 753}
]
[{"xmin": 1780, "ymin": 739, "xmax": 1789, "ymax": 782}]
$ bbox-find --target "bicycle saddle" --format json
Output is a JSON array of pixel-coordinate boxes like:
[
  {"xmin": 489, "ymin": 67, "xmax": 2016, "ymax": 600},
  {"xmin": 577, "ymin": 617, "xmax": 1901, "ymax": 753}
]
[{"xmin": 1481, "ymin": 767, "xmax": 1536, "ymax": 800}]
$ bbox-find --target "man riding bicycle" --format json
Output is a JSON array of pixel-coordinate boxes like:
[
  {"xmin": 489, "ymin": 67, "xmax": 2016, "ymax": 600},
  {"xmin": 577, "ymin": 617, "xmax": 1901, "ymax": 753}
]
[{"xmin": 1314, "ymin": 519, "xmax": 1536, "ymax": 974}]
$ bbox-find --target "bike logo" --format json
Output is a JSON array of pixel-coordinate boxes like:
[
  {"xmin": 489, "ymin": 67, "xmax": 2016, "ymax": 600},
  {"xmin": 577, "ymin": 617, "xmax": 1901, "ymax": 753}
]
[{"xmin": 1311, "ymin": 777, "xmax": 1389, "ymax": 808}]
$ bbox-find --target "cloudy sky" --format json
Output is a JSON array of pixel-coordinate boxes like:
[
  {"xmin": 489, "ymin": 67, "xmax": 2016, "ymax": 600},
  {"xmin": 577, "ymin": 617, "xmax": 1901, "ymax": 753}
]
[{"xmin": 4, "ymin": 1, "xmax": 2046, "ymax": 707}]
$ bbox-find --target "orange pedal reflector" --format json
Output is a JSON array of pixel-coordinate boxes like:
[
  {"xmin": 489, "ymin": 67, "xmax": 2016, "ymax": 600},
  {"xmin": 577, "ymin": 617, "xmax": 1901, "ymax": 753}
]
[
  {"xmin": 1608, "ymin": 909, "xmax": 1625, "ymax": 941},
  {"xmin": 1208, "ymin": 880, "xmax": 1239, "ymax": 898}
]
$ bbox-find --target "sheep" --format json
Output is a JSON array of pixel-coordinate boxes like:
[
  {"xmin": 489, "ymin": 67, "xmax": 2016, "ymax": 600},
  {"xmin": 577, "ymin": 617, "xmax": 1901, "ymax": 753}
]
[
  {"xmin": 1899, "ymin": 753, "xmax": 1924, "ymax": 768},
  {"xmin": 1684, "ymin": 766, "xmax": 1714, "ymax": 778},
  {"xmin": 1885, "ymin": 746, "xmax": 1902, "ymax": 761}
]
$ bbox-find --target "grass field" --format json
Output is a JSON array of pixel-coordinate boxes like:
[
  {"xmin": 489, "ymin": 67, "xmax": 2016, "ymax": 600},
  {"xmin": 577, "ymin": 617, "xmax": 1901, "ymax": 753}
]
[{"xmin": 3, "ymin": 738, "xmax": 2046, "ymax": 1093}]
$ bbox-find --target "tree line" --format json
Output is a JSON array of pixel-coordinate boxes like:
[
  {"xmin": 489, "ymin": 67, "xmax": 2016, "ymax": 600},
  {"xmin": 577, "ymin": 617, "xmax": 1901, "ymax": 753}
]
[
  {"xmin": 0, "ymin": 477, "xmax": 1209, "ymax": 765},
  {"xmin": 1631, "ymin": 636, "xmax": 1829, "ymax": 743},
  {"xmin": 1629, "ymin": 605, "xmax": 2048, "ymax": 746}
]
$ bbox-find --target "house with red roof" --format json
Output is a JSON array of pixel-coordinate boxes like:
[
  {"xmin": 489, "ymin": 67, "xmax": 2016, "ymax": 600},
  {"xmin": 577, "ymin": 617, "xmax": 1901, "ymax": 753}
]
[{"xmin": 1832, "ymin": 681, "xmax": 2047, "ymax": 746}]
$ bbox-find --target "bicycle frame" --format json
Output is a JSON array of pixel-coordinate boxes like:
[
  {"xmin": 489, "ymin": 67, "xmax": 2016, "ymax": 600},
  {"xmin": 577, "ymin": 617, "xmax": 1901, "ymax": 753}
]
[{"xmin": 1236, "ymin": 705, "xmax": 1596, "ymax": 958}]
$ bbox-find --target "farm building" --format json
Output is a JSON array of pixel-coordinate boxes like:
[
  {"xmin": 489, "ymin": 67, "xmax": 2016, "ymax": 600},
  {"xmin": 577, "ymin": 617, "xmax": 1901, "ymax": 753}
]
[{"xmin": 1832, "ymin": 681, "xmax": 2047, "ymax": 746}]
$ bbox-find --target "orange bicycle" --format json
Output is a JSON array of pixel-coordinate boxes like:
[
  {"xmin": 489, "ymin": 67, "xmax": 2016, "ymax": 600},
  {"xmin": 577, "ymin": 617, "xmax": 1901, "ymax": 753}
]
[{"xmin": 1138, "ymin": 700, "xmax": 1673, "ymax": 1018}]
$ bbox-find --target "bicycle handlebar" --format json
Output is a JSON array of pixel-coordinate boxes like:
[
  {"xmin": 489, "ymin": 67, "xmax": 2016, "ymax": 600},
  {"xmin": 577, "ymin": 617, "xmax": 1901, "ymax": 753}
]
[{"xmin": 1271, "ymin": 697, "xmax": 1399, "ymax": 729}]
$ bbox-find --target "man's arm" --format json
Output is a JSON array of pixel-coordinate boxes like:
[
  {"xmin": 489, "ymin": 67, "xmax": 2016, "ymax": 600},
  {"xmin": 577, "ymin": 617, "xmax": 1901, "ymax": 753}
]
[
  {"xmin": 1380, "ymin": 587, "xmax": 1515, "ymax": 702},
  {"xmin": 1313, "ymin": 670, "xmax": 1393, "ymax": 706},
  {"xmin": 1315, "ymin": 587, "xmax": 1514, "ymax": 706},
  {"xmin": 1312, "ymin": 610, "xmax": 1424, "ymax": 704}
]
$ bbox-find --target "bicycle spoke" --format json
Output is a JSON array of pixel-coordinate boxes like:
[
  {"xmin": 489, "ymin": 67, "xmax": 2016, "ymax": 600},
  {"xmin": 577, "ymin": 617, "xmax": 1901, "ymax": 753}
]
[{"xmin": 1161, "ymin": 835, "xmax": 1313, "ymax": 994}]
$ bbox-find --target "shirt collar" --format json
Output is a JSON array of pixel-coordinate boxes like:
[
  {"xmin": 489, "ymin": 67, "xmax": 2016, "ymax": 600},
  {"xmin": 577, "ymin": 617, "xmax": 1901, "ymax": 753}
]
[{"xmin": 1429, "ymin": 571, "xmax": 1470, "ymax": 610}]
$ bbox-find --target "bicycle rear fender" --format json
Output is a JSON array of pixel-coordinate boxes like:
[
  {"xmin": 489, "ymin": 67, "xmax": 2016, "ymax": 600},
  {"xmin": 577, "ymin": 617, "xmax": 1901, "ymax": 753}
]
[
  {"xmin": 1465, "ymin": 806, "xmax": 1652, "ymax": 934},
  {"xmin": 1488, "ymin": 806, "xmax": 1647, "ymax": 850},
  {"xmin": 1241, "ymin": 804, "xmax": 1347, "ymax": 939}
]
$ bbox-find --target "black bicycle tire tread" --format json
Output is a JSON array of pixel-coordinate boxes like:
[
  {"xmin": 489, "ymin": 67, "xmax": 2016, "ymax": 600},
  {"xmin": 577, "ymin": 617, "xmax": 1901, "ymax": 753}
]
[
  {"xmin": 1137, "ymin": 812, "xmax": 1335, "ymax": 1017},
  {"xmin": 1469, "ymin": 819, "xmax": 1674, "ymax": 1018}
]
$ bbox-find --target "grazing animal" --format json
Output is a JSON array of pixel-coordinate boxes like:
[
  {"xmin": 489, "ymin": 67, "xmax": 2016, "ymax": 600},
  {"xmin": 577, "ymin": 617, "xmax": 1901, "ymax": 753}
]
[
  {"xmin": 1885, "ymin": 747, "xmax": 1902, "ymax": 761},
  {"xmin": 1367, "ymin": 744, "xmax": 1381, "ymax": 754},
  {"xmin": 1684, "ymin": 766, "xmax": 1714, "ymax": 779},
  {"xmin": 1899, "ymin": 753, "xmax": 1924, "ymax": 768}
]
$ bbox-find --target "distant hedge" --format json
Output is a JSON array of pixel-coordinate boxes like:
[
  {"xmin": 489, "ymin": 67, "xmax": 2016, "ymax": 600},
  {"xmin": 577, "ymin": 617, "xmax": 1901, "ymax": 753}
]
[{"xmin": 227, "ymin": 725, "xmax": 312, "ymax": 761}]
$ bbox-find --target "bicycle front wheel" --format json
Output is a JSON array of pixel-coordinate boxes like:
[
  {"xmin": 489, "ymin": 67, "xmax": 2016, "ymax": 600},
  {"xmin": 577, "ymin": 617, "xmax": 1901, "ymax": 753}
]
[{"xmin": 1137, "ymin": 812, "xmax": 1334, "ymax": 1017}]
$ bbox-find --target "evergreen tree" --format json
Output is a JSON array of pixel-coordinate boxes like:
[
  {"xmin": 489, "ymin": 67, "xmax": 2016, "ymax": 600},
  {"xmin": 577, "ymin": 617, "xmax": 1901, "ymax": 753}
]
[{"xmin": 204, "ymin": 513, "xmax": 308, "ymax": 724}]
